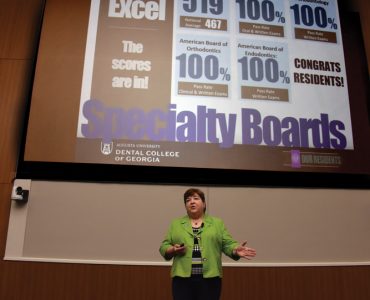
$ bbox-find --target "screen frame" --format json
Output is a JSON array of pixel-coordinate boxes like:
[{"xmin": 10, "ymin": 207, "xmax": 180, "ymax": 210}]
[{"xmin": 15, "ymin": 2, "xmax": 370, "ymax": 188}]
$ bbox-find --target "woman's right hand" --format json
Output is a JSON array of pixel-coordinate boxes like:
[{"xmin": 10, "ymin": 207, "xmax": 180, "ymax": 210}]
[{"xmin": 172, "ymin": 243, "xmax": 186, "ymax": 256}]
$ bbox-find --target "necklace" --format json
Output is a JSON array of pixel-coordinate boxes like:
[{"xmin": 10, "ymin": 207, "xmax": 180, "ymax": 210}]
[{"xmin": 192, "ymin": 218, "xmax": 203, "ymax": 227}]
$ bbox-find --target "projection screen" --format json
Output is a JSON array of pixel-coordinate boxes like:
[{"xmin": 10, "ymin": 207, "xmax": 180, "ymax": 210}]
[{"xmin": 20, "ymin": 0, "xmax": 370, "ymax": 184}]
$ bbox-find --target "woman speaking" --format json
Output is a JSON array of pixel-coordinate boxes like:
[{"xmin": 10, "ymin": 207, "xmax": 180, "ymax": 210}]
[{"xmin": 159, "ymin": 188, "xmax": 256, "ymax": 300}]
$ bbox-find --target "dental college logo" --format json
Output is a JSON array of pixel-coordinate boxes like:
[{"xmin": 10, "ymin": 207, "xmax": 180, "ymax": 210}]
[{"xmin": 101, "ymin": 141, "xmax": 113, "ymax": 155}]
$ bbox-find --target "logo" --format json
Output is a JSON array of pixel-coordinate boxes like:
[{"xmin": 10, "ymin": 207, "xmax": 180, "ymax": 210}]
[
  {"xmin": 291, "ymin": 150, "xmax": 301, "ymax": 168},
  {"xmin": 101, "ymin": 141, "xmax": 113, "ymax": 155}
]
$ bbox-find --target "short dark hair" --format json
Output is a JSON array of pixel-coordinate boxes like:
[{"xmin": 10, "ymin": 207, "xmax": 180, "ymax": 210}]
[
  {"xmin": 183, "ymin": 188, "xmax": 205, "ymax": 204},
  {"xmin": 183, "ymin": 188, "xmax": 206, "ymax": 212},
  {"xmin": 184, "ymin": 188, "xmax": 206, "ymax": 203}
]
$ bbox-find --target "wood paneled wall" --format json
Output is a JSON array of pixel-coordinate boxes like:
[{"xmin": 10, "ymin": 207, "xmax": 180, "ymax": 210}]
[
  {"xmin": 350, "ymin": 0, "xmax": 370, "ymax": 73},
  {"xmin": 0, "ymin": 0, "xmax": 369, "ymax": 299}
]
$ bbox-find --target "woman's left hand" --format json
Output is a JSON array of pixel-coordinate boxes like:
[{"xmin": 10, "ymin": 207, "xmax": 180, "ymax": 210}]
[{"xmin": 234, "ymin": 241, "xmax": 256, "ymax": 259}]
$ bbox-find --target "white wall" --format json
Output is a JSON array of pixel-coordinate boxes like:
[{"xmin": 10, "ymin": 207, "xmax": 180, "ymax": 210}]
[{"xmin": 5, "ymin": 180, "xmax": 370, "ymax": 266}]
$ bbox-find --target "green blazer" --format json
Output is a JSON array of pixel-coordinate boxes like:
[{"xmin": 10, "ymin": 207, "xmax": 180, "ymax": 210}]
[{"xmin": 159, "ymin": 214, "xmax": 240, "ymax": 278}]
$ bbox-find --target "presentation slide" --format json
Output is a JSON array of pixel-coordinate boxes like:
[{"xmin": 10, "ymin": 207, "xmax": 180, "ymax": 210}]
[{"xmin": 23, "ymin": 0, "xmax": 370, "ymax": 177}]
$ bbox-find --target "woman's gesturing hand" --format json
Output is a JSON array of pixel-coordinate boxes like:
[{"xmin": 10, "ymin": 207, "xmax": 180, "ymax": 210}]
[{"xmin": 234, "ymin": 241, "xmax": 256, "ymax": 259}]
